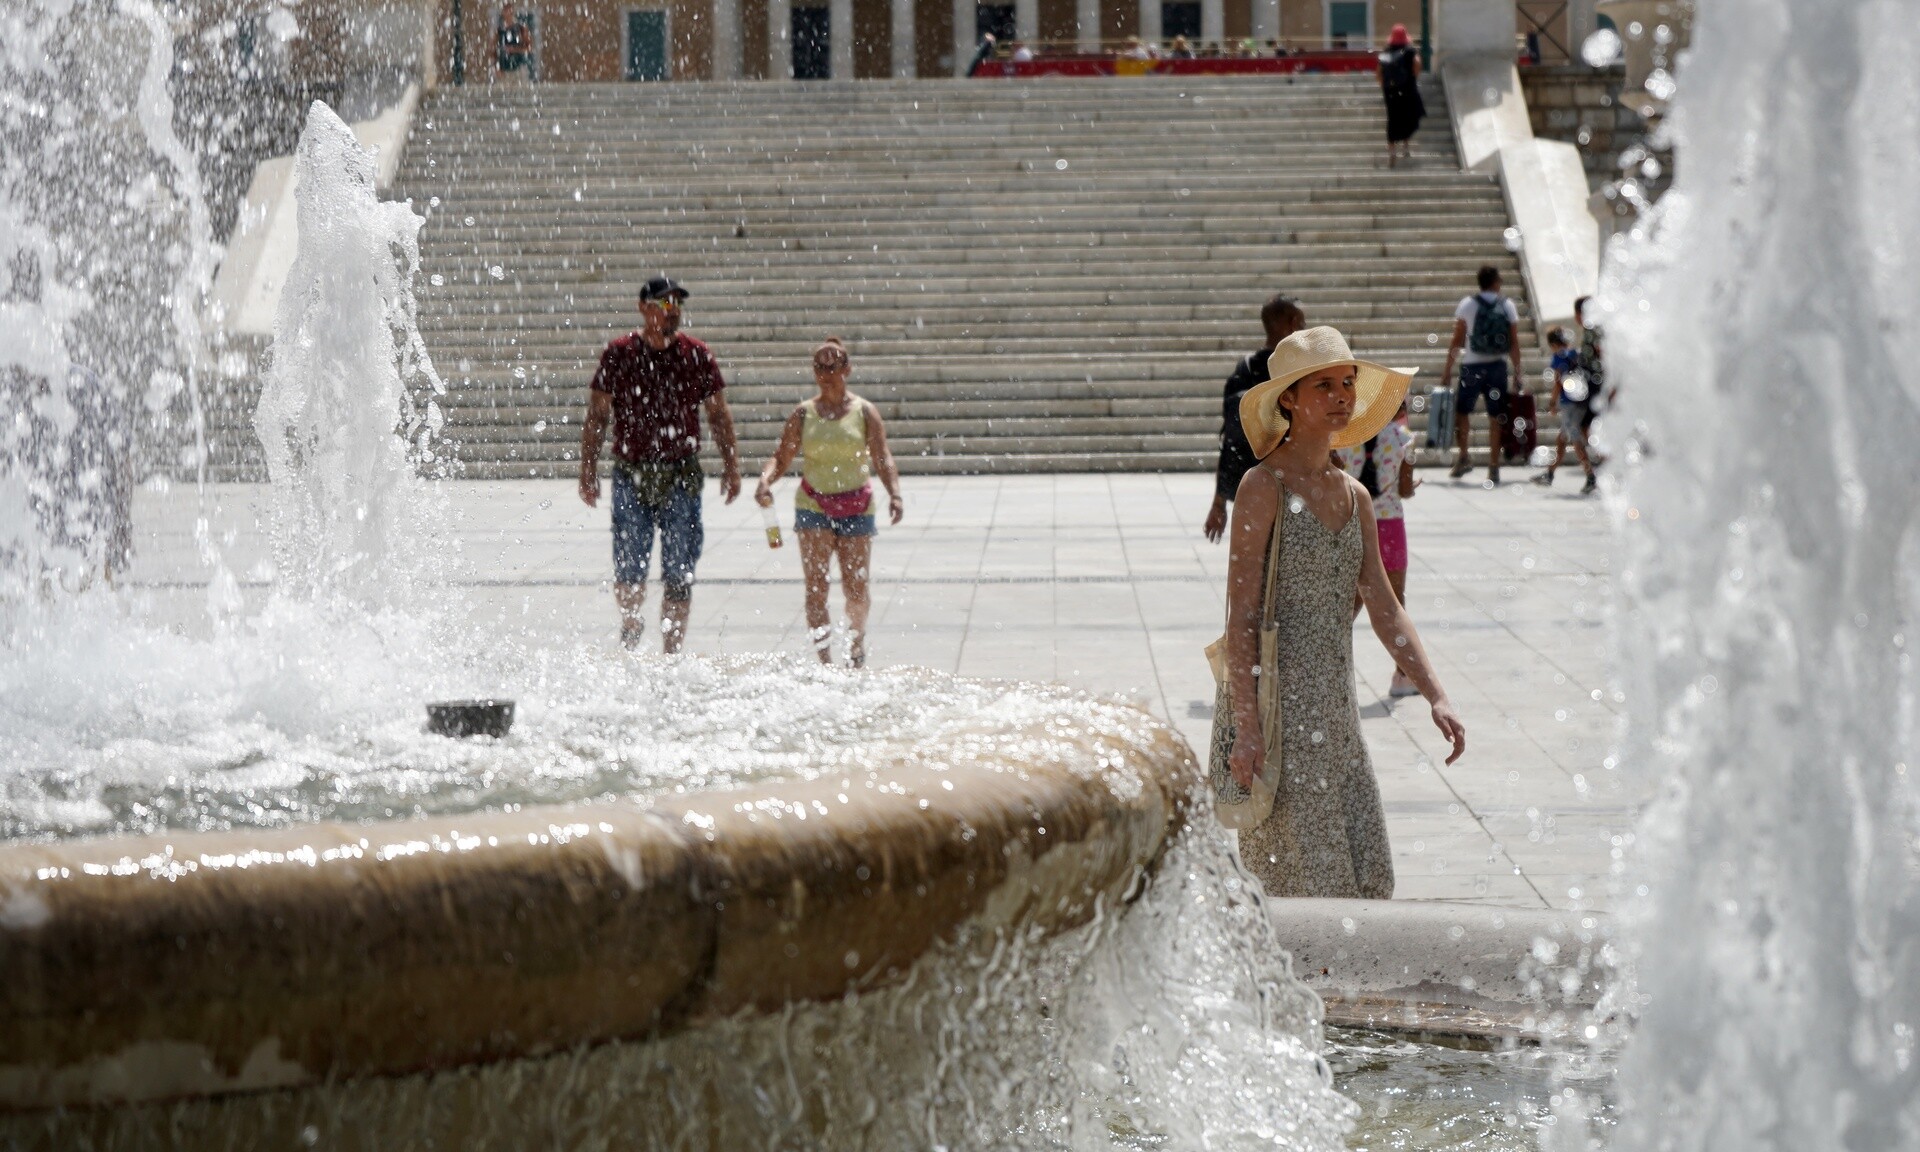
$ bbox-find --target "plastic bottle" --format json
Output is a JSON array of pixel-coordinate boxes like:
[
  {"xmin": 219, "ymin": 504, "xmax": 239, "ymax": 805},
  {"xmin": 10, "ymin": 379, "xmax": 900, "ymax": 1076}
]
[{"xmin": 760, "ymin": 501, "xmax": 783, "ymax": 549}]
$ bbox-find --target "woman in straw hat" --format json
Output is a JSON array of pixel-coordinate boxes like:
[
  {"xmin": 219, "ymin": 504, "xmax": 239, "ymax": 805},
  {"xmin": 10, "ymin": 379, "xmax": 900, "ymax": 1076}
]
[{"xmin": 1221, "ymin": 326, "xmax": 1465, "ymax": 898}]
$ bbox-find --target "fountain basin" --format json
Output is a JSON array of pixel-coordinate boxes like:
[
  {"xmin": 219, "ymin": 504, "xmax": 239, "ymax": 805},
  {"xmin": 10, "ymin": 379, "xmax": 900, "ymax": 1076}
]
[{"xmin": 0, "ymin": 710, "xmax": 1194, "ymax": 1111}]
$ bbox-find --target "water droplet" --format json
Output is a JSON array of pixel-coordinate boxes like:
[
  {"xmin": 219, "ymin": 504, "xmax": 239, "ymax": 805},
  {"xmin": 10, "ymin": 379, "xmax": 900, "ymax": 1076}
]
[
  {"xmin": 489, "ymin": 265, "xmax": 506, "ymax": 280},
  {"xmin": 1054, "ymin": 158, "xmax": 1068, "ymax": 170},
  {"xmin": 1581, "ymin": 28, "xmax": 1623, "ymax": 66},
  {"xmin": 429, "ymin": 274, "xmax": 444, "ymax": 286}
]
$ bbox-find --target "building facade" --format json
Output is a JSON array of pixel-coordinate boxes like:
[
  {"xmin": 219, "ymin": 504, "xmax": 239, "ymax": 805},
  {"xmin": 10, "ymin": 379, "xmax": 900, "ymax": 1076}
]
[{"xmin": 433, "ymin": 0, "xmax": 1465, "ymax": 84}]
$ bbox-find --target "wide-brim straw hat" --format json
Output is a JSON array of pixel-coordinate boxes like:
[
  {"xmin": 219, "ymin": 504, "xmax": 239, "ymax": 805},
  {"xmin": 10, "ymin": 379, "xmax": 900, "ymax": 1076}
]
[{"xmin": 1239, "ymin": 326, "xmax": 1417, "ymax": 458}]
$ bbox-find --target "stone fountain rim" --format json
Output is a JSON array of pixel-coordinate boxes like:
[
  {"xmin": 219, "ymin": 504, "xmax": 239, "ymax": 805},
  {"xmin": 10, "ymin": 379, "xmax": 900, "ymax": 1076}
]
[{"xmin": 0, "ymin": 712, "xmax": 1196, "ymax": 1113}]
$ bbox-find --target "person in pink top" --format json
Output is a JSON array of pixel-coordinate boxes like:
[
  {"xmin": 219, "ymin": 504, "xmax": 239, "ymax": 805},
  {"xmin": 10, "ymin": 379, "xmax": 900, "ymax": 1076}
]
[{"xmin": 1337, "ymin": 399, "xmax": 1421, "ymax": 696}]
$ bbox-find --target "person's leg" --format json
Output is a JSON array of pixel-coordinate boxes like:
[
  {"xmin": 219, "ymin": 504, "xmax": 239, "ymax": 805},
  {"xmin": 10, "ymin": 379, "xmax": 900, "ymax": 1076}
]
[
  {"xmin": 610, "ymin": 469, "xmax": 655, "ymax": 649},
  {"xmin": 1450, "ymin": 391, "xmax": 1474, "ymax": 476},
  {"xmin": 657, "ymin": 481, "xmax": 704, "ymax": 654},
  {"xmin": 834, "ymin": 530, "xmax": 874, "ymax": 668},
  {"xmin": 798, "ymin": 529, "xmax": 836, "ymax": 663},
  {"xmin": 1537, "ymin": 429, "xmax": 1566, "ymax": 484},
  {"xmin": 1452, "ymin": 369, "xmax": 1485, "ymax": 477},
  {"xmin": 1484, "ymin": 364, "xmax": 1510, "ymax": 483}
]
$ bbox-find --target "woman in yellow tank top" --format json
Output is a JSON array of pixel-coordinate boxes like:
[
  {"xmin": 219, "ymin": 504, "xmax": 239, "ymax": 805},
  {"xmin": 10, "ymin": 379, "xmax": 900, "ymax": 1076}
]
[{"xmin": 754, "ymin": 337, "xmax": 904, "ymax": 667}]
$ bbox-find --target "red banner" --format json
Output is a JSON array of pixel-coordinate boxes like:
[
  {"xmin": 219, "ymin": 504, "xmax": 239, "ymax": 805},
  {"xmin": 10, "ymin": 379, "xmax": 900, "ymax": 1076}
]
[{"xmin": 975, "ymin": 53, "xmax": 1381, "ymax": 78}]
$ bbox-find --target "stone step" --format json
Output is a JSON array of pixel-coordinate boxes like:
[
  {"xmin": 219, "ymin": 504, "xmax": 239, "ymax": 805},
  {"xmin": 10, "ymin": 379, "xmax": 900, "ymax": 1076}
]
[
  {"xmin": 416, "ymin": 292, "xmax": 1526, "ymax": 319},
  {"xmin": 417, "ymin": 270, "xmax": 1517, "ymax": 299},
  {"xmin": 211, "ymin": 76, "xmax": 1534, "ymax": 482},
  {"xmin": 414, "ymin": 182, "xmax": 1495, "ymax": 205}
]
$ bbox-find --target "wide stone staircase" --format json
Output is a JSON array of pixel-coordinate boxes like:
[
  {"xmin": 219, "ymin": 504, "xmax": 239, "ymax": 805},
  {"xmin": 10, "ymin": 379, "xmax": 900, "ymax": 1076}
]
[{"xmin": 218, "ymin": 75, "xmax": 1544, "ymax": 479}]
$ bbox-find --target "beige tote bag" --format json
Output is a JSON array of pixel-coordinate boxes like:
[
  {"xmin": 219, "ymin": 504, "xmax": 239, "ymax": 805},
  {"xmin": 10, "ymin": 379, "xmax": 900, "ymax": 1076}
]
[{"xmin": 1204, "ymin": 503, "xmax": 1283, "ymax": 830}]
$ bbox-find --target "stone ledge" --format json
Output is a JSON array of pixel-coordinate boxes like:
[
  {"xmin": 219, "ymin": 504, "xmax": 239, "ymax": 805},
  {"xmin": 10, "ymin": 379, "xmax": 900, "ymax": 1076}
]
[
  {"xmin": 1270, "ymin": 896, "xmax": 1613, "ymax": 1043},
  {"xmin": 0, "ymin": 670, "xmax": 1195, "ymax": 1111}
]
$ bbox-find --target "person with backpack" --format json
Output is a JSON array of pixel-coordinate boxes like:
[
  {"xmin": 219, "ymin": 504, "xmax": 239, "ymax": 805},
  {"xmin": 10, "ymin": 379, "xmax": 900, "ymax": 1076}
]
[
  {"xmin": 1337, "ymin": 399, "xmax": 1420, "ymax": 696},
  {"xmin": 1441, "ymin": 265, "xmax": 1524, "ymax": 485}
]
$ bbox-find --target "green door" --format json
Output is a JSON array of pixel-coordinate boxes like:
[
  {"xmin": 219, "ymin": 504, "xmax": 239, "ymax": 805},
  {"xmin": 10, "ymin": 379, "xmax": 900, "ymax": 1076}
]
[
  {"xmin": 1327, "ymin": 0, "xmax": 1369, "ymax": 47},
  {"xmin": 626, "ymin": 10, "xmax": 667, "ymax": 80}
]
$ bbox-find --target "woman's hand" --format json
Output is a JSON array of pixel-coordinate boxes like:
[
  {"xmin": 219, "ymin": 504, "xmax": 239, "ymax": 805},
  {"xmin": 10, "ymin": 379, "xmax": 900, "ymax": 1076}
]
[
  {"xmin": 1229, "ymin": 725, "xmax": 1264, "ymax": 790},
  {"xmin": 888, "ymin": 492, "xmax": 904, "ymax": 525},
  {"xmin": 754, "ymin": 478, "xmax": 774, "ymax": 508},
  {"xmin": 1431, "ymin": 699, "xmax": 1466, "ymax": 764}
]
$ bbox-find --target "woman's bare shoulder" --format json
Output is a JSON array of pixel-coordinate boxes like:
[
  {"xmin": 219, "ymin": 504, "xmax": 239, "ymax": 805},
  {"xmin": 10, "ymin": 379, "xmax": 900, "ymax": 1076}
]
[{"xmin": 1234, "ymin": 461, "xmax": 1279, "ymax": 506}]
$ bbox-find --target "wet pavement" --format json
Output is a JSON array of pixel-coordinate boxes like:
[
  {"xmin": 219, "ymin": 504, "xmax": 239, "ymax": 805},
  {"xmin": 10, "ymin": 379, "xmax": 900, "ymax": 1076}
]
[{"xmin": 126, "ymin": 471, "xmax": 1644, "ymax": 912}]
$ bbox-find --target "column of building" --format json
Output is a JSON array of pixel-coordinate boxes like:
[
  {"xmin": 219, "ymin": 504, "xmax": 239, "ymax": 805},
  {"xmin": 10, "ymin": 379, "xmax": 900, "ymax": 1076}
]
[
  {"xmin": 714, "ymin": 0, "xmax": 741, "ymax": 78},
  {"xmin": 767, "ymin": 0, "xmax": 792, "ymax": 77},
  {"xmin": 952, "ymin": 0, "xmax": 973, "ymax": 74},
  {"xmin": 1249, "ymin": 0, "xmax": 1279, "ymax": 42},
  {"xmin": 1076, "ymin": 0, "xmax": 1100, "ymax": 50},
  {"xmin": 830, "ymin": 0, "xmax": 855, "ymax": 75},
  {"xmin": 891, "ymin": 0, "xmax": 916, "ymax": 74},
  {"xmin": 1200, "ymin": 0, "xmax": 1223, "ymax": 43},
  {"xmin": 1136, "ymin": 0, "xmax": 1161, "ymax": 41}
]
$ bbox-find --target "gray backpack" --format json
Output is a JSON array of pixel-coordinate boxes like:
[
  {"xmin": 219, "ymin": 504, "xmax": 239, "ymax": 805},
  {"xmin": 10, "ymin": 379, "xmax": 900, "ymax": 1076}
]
[{"xmin": 1468, "ymin": 296, "xmax": 1513, "ymax": 356}]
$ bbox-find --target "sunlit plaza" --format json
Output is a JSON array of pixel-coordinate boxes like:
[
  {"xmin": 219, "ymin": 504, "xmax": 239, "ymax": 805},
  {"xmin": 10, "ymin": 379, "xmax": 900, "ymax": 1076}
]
[{"xmin": 6, "ymin": 0, "xmax": 1917, "ymax": 1146}]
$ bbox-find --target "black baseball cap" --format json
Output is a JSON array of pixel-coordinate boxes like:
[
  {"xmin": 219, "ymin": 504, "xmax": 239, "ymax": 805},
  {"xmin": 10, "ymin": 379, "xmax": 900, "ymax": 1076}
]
[{"xmin": 639, "ymin": 275, "xmax": 689, "ymax": 303}]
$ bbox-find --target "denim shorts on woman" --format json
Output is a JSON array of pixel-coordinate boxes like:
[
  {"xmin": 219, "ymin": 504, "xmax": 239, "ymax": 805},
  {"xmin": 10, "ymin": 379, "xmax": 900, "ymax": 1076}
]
[
  {"xmin": 611, "ymin": 466, "xmax": 703, "ymax": 596},
  {"xmin": 794, "ymin": 508, "xmax": 877, "ymax": 538}
]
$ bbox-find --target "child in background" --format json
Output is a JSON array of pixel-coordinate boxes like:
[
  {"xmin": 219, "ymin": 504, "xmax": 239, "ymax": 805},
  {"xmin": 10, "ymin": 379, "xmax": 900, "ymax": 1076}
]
[
  {"xmin": 1532, "ymin": 326, "xmax": 1598, "ymax": 493},
  {"xmin": 1337, "ymin": 399, "xmax": 1421, "ymax": 697}
]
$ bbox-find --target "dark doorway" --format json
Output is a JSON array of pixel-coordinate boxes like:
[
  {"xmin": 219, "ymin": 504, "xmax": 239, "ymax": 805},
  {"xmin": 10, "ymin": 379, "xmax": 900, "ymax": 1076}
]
[
  {"xmin": 976, "ymin": 4, "xmax": 1016, "ymax": 43},
  {"xmin": 625, "ymin": 10, "xmax": 668, "ymax": 80},
  {"xmin": 1161, "ymin": 1, "xmax": 1201, "ymax": 40},
  {"xmin": 793, "ymin": 6, "xmax": 831, "ymax": 78}
]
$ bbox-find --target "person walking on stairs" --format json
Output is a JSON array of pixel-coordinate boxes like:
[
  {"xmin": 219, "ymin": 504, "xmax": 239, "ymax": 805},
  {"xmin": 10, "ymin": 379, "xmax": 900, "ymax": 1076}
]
[
  {"xmin": 1377, "ymin": 24, "xmax": 1424, "ymax": 168},
  {"xmin": 1441, "ymin": 265, "xmax": 1523, "ymax": 485},
  {"xmin": 577, "ymin": 275, "xmax": 742, "ymax": 653},
  {"xmin": 1215, "ymin": 326, "xmax": 1465, "ymax": 898},
  {"xmin": 755, "ymin": 337, "xmax": 904, "ymax": 668},
  {"xmin": 1205, "ymin": 294, "xmax": 1305, "ymax": 542}
]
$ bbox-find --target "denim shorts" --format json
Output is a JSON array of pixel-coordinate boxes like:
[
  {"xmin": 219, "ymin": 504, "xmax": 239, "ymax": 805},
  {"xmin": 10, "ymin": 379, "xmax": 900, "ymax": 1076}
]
[
  {"xmin": 1559, "ymin": 400, "xmax": 1595, "ymax": 437},
  {"xmin": 1457, "ymin": 360, "xmax": 1510, "ymax": 416},
  {"xmin": 795, "ymin": 508, "xmax": 877, "ymax": 538},
  {"xmin": 611, "ymin": 467, "xmax": 703, "ymax": 596}
]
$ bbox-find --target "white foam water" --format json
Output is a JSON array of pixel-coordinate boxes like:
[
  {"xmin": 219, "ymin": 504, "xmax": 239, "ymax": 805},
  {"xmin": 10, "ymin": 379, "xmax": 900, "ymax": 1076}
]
[
  {"xmin": 1596, "ymin": 0, "xmax": 1920, "ymax": 1147},
  {"xmin": 0, "ymin": 15, "xmax": 1363, "ymax": 1146},
  {"xmin": 253, "ymin": 102, "xmax": 449, "ymax": 604}
]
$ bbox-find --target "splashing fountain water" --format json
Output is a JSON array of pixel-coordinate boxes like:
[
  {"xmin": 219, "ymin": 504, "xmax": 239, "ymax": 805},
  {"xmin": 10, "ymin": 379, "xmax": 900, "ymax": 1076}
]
[
  {"xmin": 252, "ymin": 102, "xmax": 448, "ymax": 605},
  {"xmin": 1599, "ymin": 0, "xmax": 1920, "ymax": 1146},
  {"xmin": 9, "ymin": 0, "xmax": 1918, "ymax": 1145},
  {"xmin": 0, "ymin": 6, "xmax": 1365, "ymax": 1147}
]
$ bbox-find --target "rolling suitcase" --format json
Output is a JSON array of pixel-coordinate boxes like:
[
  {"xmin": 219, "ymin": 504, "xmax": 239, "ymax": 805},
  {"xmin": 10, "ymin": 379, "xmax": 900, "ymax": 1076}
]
[
  {"xmin": 1422, "ymin": 386, "xmax": 1455, "ymax": 451},
  {"xmin": 1503, "ymin": 390, "xmax": 1539, "ymax": 462}
]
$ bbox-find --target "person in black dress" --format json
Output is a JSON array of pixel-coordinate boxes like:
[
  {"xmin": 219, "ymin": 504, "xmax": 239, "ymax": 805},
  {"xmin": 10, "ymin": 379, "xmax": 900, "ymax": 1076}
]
[{"xmin": 1378, "ymin": 25, "xmax": 1424, "ymax": 168}]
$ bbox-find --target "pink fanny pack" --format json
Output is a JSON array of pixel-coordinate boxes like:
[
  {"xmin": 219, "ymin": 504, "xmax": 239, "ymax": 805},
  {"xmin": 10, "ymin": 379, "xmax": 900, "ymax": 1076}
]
[{"xmin": 800, "ymin": 478, "xmax": 872, "ymax": 519}]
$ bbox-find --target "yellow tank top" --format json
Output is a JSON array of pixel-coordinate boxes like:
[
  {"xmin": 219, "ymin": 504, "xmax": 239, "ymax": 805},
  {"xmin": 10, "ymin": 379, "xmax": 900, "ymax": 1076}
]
[{"xmin": 794, "ymin": 395, "xmax": 872, "ymax": 514}]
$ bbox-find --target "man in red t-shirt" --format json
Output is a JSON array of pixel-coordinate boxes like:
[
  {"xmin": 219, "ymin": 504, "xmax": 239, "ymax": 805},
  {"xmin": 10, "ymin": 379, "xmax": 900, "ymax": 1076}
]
[{"xmin": 579, "ymin": 275, "xmax": 741, "ymax": 651}]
